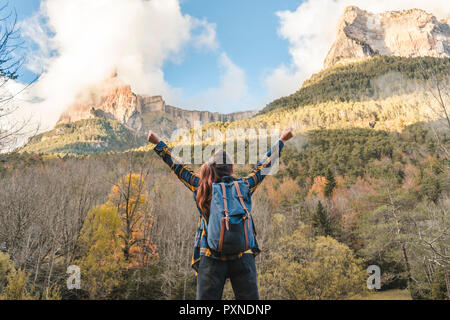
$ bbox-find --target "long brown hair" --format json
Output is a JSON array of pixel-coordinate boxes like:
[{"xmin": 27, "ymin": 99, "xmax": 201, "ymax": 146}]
[{"xmin": 196, "ymin": 150, "xmax": 233, "ymax": 213}]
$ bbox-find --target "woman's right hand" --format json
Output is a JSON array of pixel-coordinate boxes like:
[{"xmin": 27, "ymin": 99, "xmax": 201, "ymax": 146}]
[{"xmin": 148, "ymin": 130, "xmax": 161, "ymax": 145}]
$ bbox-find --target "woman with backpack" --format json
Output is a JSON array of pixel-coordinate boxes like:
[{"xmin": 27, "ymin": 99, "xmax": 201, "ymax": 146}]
[{"xmin": 148, "ymin": 128, "xmax": 293, "ymax": 300}]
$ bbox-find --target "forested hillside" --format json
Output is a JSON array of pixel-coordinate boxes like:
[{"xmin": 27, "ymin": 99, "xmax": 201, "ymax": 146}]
[
  {"xmin": 260, "ymin": 56, "xmax": 449, "ymax": 114},
  {"xmin": 20, "ymin": 118, "xmax": 147, "ymax": 156}
]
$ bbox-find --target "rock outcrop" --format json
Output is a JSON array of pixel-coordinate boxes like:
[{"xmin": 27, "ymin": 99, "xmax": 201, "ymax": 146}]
[
  {"xmin": 324, "ymin": 6, "xmax": 449, "ymax": 69},
  {"xmin": 57, "ymin": 84, "xmax": 256, "ymax": 138}
]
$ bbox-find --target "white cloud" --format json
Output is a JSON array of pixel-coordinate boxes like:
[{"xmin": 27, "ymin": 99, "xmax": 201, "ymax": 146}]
[
  {"xmin": 18, "ymin": 0, "xmax": 223, "ymax": 131},
  {"xmin": 264, "ymin": 0, "xmax": 450, "ymax": 103},
  {"xmin": 183, "ymin": 52, "xmax": 252, "ymax": 113},
  {"xmin": 190, "ymin": 18, "xmax": 219, "ymax": 52},
  {"xmin": 0, "ymin": 79, "xmax": 41, "ymax": 151}
]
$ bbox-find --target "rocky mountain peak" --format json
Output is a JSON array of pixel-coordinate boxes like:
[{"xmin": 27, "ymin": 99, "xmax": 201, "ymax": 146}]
[
  {"xmin": 57, "ymin": 82, "xmax": 256, "ymax": 138},
  {"xmin": 324, "ymin": 6, "xmax": 449, "ymax": 69},
  {"xmin": 58, "ymin": 75, "xmax": 139, "ymax": 127}
]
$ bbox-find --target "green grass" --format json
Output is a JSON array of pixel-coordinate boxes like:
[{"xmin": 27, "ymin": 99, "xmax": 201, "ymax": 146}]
[{"xmin": 352, "ymin": 289, "xmax": 412, "ymax": 300}]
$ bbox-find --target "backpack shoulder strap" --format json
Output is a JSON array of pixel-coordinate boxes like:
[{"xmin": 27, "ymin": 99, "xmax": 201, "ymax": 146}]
[
  {"xmin": 220, "ymin": 182, "xmax": 230, "ymax": 230},
  {"xmin": 233, "ymin": 181, "xmax": 257, "ymax": 236},
  {"xmin": 233, "ymin": 181, "xmax": 249, "ymax": 215}
]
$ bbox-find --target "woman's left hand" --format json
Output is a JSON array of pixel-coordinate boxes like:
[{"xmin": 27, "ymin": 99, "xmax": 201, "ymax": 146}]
[
  {"xmin": 280, "ymin": 128, "xmax": 293, "ymax": 143},
  {"xmin": 148, "ymin": 130, "xmax": 161, "ymax": 144}
]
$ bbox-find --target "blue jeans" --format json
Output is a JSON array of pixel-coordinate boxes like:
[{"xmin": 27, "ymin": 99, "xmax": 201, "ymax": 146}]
[{"xmin": 196, "ymin": 254, "xmax": 259, "ymax": 300}]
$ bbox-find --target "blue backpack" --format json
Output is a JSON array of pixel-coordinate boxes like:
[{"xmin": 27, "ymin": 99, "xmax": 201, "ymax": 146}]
[{"xmin": 207, "ymin": 180, "xmax": 257, "ymax": 255}]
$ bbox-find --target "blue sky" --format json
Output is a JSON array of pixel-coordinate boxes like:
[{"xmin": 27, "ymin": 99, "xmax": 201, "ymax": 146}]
[
  {"xmin": 13, "ymin": 0, "xmax": 42, "ymax": 83},
  {"xmin": 13, "ymin": 0, "xmax": 304, "ymax": 112},
  {"xmin": 165, "ymin": 0, "xmax": 301, "ymax": 104}
]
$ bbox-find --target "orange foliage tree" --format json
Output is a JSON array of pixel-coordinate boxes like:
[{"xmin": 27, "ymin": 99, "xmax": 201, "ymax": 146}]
[
  {"xmin": 264, "ymin": 177, "xmax": 301, "ymax": 209},
  {"xmin": 308, "ymin": 176, "xmax": 327, "ymax": 199}
]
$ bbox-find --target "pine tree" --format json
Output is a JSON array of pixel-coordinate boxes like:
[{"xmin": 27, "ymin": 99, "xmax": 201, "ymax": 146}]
[
  {"xmin": 313, "ymin": 201, "xmax": 332, "ymax": 236},
  {"xmin": 324, "ymin": 168, "xmax": 336, "ymax": 198}
]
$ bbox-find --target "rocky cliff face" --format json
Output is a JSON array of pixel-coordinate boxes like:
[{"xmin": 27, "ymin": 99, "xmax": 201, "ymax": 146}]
[
  {"xmin": 324, "ymin": 6, "xmax": 449, "ymax": 69},
  {"xmin": 57, "ymin": 85, "xmax": 256, "ymax": 138}
]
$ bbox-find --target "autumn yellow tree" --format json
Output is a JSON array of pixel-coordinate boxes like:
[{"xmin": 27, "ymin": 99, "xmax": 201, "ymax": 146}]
[
  {"xmin": 259, "ymin": 223, "xmax": 365, "ymax": 300},
  {"xmin": 0, "ymin": 252, "xmax": 14, "ymax": 291},
  {"xmin": 109, "ymin": 173, "xmax": 157, "ymax": 267},
  {"xmin": 0, "ymin": 269, "xmax": 38, "ymax": 300},
  {"xmin": 0, "ymin": 252, "xmax": 36, "ymax": 300},
  {"xmin": 77, "ymin": 203, "xmax": 126, "ymax": 299},
  {"xmin": 0, "ymin": 252, "xmax": 60, "ymax": 300}
]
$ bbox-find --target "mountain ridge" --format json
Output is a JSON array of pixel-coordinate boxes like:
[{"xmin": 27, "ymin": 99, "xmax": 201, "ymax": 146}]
[{"xmin": 57, "ymin": 83, "xmax": 256, "ymax": 139}]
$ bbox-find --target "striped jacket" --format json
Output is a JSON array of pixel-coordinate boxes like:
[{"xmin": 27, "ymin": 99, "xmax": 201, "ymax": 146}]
[{"xmin": 153, "ymin": 140, "xmax": 284, "ymax": 271}]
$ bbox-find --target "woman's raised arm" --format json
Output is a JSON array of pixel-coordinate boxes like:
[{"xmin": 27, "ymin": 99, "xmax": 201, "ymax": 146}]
[
  {"xmin": 148, "ymin": 131, "xmax": 200, "ymax": 192},
  {"xmin": 243, "ymin": 128, "xmax": 293, "ymax": 194}
]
